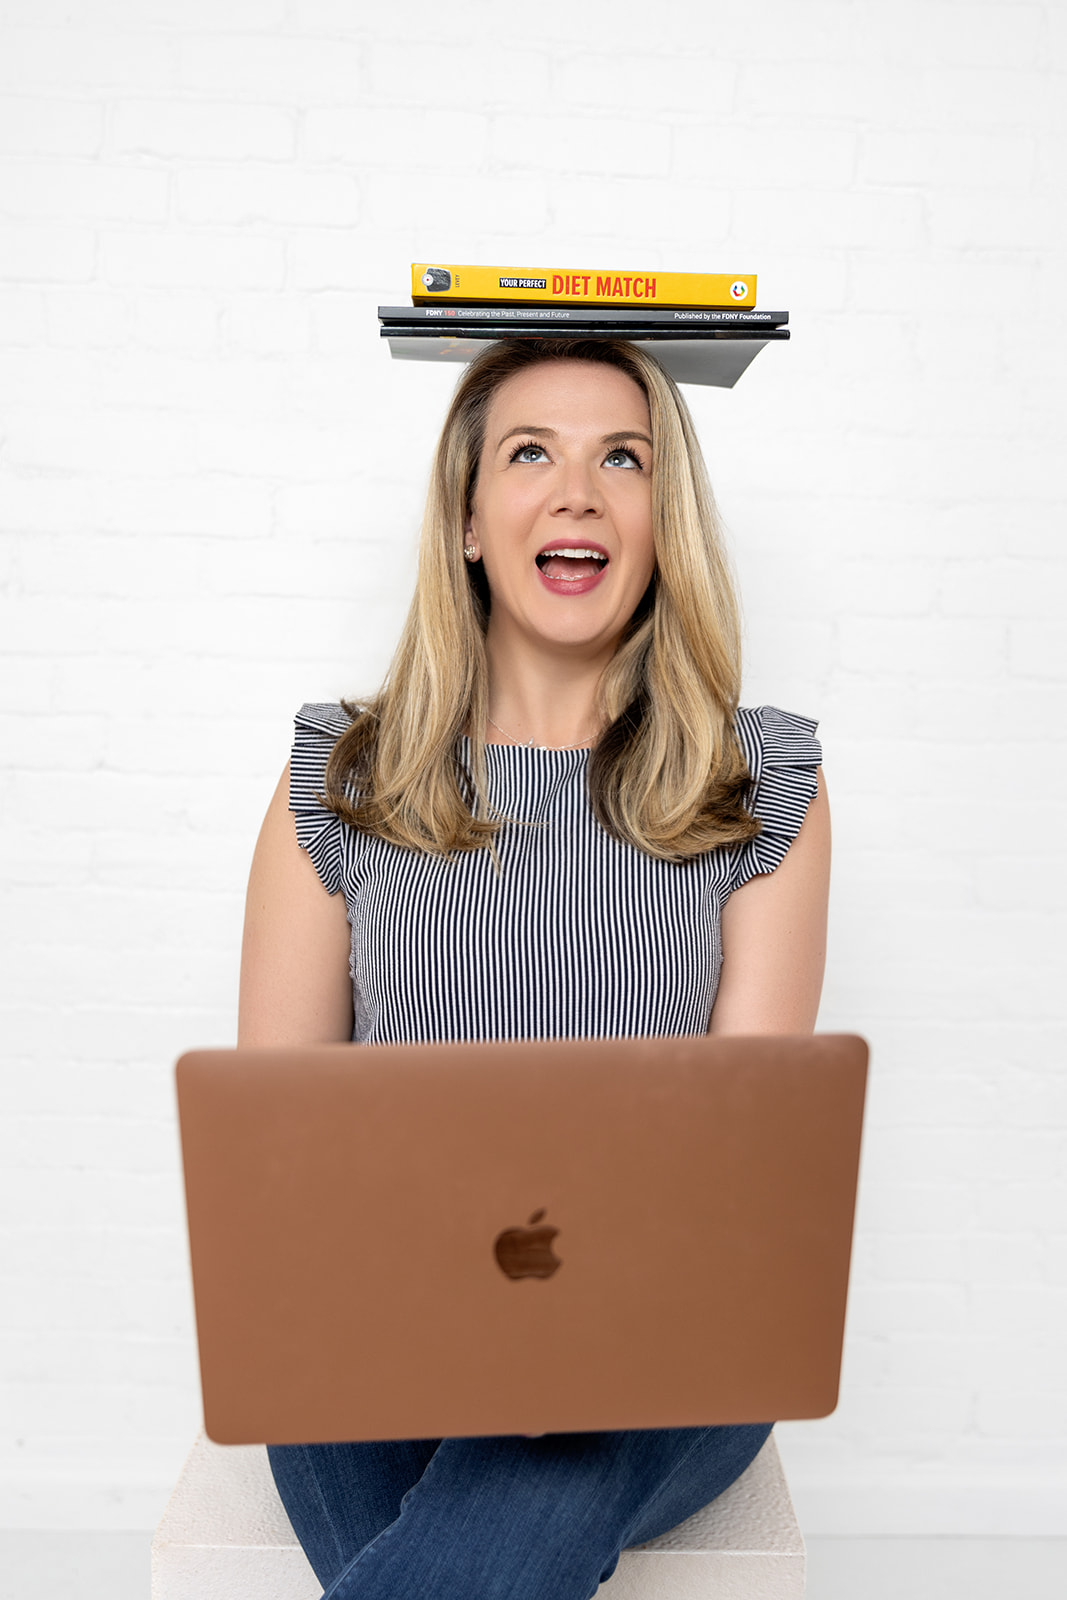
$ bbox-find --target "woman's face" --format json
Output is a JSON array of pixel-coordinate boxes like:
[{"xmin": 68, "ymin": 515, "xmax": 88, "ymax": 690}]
[{"xmin": 466, "ymin": 360, "xmax": 655, "ymax": 661}]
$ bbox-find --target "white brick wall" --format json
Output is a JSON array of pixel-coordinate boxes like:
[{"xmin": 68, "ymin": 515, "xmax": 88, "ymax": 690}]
[{"xmin": 1, "ymin": 0, "xmax": 1065, "ymax": 1539}]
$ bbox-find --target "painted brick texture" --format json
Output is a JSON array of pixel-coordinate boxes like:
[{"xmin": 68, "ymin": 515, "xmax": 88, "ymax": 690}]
[{"xmin": 1, "ymin": 0, "xmax": 1065, "ymax": 1537}]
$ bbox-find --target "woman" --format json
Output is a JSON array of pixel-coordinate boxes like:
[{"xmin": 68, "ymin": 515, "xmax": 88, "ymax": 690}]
[{"xmin": 238, "ymin": 337, "xmax": 830, "ymax": 1599}]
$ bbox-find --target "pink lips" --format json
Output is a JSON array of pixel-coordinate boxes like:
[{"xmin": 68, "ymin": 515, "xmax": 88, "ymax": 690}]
[{"xmin": 535, "ymin": 539, "xmax": 610, "ymax": 597}]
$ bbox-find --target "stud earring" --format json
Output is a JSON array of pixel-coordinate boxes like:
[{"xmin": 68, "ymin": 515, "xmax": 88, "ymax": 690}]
[{"xmin": 463, "ymin": 545, "xmax": 478, "ymax": 562}]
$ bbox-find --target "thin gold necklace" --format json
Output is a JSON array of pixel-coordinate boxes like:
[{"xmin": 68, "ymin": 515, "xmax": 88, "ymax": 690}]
[{"xmin": 486, "ymin": 715, "xmax": 596, "ymax": 752}]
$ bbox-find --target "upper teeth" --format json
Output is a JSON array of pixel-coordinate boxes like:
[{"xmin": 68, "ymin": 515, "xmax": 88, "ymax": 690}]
[{"xmin": 542, "ymin": 548, "xmax": 605, "ymax": 560}]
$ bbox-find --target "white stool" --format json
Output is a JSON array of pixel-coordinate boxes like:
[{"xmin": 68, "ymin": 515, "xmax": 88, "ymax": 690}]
[{"xmin": 152, "ymin": 1431, "xmax": 804, "ymax": 1598}]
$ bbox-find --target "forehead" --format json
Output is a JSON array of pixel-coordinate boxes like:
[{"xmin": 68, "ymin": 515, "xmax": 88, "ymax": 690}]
[{"xmin": 484, "ymin": 360, "xmax": 650, "ymax": 438}]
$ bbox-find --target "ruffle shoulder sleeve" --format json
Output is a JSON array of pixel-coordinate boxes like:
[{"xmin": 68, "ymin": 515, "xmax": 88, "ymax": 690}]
[
  {"xmin": 728, "ymin": 706, "xmax": 822, "ymax": 895},
  {"xmin": 289, "ymin": 702, "xmax": 354, "ymax": 897}
]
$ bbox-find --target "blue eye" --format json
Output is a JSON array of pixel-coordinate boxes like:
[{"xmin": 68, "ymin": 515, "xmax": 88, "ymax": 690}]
[
  {"xmin": 509, "ymin": 441, "xmax": 548, "ymax": 464},
  {"xmin": 604, "ymin": 447, "xmax": 643, "ymax": 470}
]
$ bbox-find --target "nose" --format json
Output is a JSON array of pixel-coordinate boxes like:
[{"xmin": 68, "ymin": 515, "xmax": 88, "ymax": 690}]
[{"xmin": 549, "ymin": 457, "xmax": 603, "ymax": 519}]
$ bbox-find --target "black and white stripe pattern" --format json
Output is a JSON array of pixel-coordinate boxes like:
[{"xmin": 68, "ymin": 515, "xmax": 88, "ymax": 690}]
[{"xmin": 290, "ymin": 703, "xmax": 820, "ymax": 1045}]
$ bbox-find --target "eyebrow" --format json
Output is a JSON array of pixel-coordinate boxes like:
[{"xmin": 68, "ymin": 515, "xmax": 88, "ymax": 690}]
[{"xmin": 495, "ymin": 426, "xmax": 654, "ymax": 451}]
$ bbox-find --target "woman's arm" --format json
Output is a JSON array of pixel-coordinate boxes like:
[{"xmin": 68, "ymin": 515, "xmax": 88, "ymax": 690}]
[
  {"xmin": 709, "ymin": 768, "xmax": 831, "ymax": 1035},
  {"xmin": 237, "ymin": 763, "xmax": 354, "ymax": 1046}
]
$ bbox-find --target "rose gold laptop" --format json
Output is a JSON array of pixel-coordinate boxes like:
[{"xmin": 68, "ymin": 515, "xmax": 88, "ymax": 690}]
[{"xmin": 176, "ymin": 1033, "xmax": 867, "ymax": 1445}]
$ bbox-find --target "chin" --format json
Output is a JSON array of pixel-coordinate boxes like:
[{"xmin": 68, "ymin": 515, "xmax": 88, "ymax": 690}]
[{"xmin": 541, "ymin": 624, "xmax": 624, "ymax": 656}]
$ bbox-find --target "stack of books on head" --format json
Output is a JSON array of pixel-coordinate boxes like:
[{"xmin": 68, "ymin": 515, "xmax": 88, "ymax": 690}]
[{"xmin": 379, "ymin": 264, "xmax": 788, "ymax": 388}]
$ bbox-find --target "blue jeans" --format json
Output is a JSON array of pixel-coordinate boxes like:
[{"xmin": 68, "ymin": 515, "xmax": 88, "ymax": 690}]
[{"xmin": 268, "ymin": 1422, "xmax": 773, "ymax": 1599}]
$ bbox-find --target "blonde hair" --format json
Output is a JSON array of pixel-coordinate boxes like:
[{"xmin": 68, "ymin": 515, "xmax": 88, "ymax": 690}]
[{"xmin": 324, "ymin": 338, "xmax": 759, "ymax": 861}]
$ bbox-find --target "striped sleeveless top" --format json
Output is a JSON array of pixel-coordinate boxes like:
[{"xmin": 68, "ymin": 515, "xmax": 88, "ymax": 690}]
[{"xmin": 290, "ymin": 703, "xmax": 820, "ymax": 1045}]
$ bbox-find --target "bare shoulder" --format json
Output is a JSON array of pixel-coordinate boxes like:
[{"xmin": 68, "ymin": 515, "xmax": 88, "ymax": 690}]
[
  {"xmin": 710, "ymin": 769, "xmax": 830, "ymax": 1035},
  {"xmin": 237, "ymin": 762, "xmax": 354, "ymax": 1046}
]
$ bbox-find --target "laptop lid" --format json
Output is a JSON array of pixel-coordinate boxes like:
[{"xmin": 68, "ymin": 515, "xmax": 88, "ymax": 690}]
[{"xmin": 176, "ymin": 1032, "xmax": 867, "ymax": 1445}]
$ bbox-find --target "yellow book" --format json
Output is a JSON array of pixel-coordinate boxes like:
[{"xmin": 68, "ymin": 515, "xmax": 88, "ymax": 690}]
[{"xmin": 412, "ymin": 264, "xmax": 756, "ymax": 309}]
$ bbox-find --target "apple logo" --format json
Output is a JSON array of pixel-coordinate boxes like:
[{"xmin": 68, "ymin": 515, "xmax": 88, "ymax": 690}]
[{"xmin": 493, "ymin": 1208, "xmax": 562, "ymax": 1280}]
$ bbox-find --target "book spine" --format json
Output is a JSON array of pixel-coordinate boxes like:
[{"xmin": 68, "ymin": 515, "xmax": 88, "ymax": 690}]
[
  {"xmin": 381, "ymin": 326, "xmax": 788, "ymax": 343},
  {"xmin": 383, "ymin": 305, "xmax": 785, "ymax": 326},
  {"xmin": 411, "ymin": 265, "xmax": 756, "ymax": 309}
]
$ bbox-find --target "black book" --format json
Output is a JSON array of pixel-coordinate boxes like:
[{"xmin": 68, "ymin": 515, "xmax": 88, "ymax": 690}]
[
  {"xmin": 379, "ymin": 303, "xmax": 788, "ymax": 329},
  {"xmin": 380, "ymin": 324, "xmax": 789, "ymax": 344},
  {"xmin": 381, "ymin": 331, "xmax": 785, "ymax": 389}
]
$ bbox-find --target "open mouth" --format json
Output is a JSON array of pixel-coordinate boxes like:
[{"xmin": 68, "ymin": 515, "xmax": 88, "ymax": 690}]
[{"xmin": 535, "ymin": 547, "xmax": 609, "ymax": 582}]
